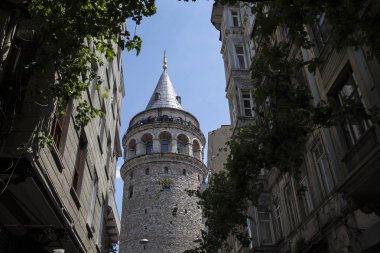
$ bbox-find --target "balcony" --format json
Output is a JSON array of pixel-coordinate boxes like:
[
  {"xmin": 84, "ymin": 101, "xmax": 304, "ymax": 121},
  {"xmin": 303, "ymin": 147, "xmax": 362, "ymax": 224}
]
[
  {"xmin": 340, "ymin": 126, "xmax": 380, "ymax": 214},
  {"xmin": 126, "ymin": 115, "xmax": 205, "ymax": 141}
]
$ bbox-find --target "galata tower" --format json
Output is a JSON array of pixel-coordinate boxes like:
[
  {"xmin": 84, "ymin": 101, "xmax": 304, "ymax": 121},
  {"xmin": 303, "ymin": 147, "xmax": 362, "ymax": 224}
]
[{"xmin": 119, "ymin": 53, "xmax": 207, "ymax": 253}]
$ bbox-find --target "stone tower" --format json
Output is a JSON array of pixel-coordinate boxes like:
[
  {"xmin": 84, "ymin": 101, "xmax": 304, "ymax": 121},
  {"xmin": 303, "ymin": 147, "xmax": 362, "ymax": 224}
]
[{"xmin": 119, "ymin": 54, "xmax": 207, "ymax": 253}]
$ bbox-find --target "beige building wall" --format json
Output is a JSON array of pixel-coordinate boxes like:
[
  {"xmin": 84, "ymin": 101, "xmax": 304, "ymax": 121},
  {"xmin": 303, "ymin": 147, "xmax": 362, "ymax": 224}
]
[{"xmin": 207, "ymin": 125, "xmax": 232, "ymax": 174}]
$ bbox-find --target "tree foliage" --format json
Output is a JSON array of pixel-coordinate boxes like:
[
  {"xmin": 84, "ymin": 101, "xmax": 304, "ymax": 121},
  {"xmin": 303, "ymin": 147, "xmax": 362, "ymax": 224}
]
[
  {"xmin": 186, "ymin": 0, "xmax": 380, "ymax": 252},
  {"xmin": 14, "ymin": 0, "xmax": 156, "ymax": 128}
]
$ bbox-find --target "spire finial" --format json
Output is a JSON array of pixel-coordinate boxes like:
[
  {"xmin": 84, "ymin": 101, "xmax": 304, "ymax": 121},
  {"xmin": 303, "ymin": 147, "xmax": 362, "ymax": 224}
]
[{"xmin": 163, "ymin": 50, "xmax": 167, "ymax": 70}]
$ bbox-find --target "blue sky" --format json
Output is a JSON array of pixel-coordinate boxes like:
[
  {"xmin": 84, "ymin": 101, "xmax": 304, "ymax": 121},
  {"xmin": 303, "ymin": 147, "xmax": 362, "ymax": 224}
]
[{"xmin": 115, "ymin": 0, "xmax": 230, "ymax": 216}]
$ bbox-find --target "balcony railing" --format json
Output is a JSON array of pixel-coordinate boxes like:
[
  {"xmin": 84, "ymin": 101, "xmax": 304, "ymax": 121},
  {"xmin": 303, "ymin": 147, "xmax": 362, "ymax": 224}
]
[{"xmin": 127, "ymin": 116, "xmax": 205, "ymax": 140}]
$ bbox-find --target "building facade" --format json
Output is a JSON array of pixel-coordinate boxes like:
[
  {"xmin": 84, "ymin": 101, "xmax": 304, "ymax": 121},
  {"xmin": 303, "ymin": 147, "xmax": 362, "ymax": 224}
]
[
  {"xmin": 208, "ymin": 125, "xmax": 232, "ymax": 175},
  {"xmin": 211, "ymin": 2, "xmax": 380, "ymax": 253},
  {"xmin": 119, "ymin": 55, "xmax": 207, "ymax": 253},
  {"xmin": 0, "ymin": 3, "xmax": 122, "ymax": 252}
]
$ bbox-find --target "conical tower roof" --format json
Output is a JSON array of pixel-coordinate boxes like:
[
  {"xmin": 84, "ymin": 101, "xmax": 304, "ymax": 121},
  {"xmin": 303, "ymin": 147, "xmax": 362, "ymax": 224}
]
[{"xmin": 145, "ymin": 52, "xmax": 183, "ymax": 110}]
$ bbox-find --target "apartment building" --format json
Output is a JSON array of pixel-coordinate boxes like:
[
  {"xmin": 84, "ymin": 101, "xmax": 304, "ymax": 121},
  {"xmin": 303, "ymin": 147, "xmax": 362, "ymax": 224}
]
[
  {"xmin": 208, "ymin": 125, "xmax": 232, "ymax": 175},
  {"xmin": 0, "ymin": 3, "xmax": 122, "ymax": 252},
  {"xmin": 211, "ymin": 2, "xmax": 380, "ymax": 253}
]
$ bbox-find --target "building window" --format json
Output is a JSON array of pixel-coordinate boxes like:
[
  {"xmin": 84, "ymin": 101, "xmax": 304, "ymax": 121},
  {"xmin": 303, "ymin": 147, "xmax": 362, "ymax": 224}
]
[
  {"xmin": 97, "ymin": 199, "xmax": 106, "ymax": 248},
  {"xmin": 155, "ymin": 92, "xmax": 161, "ymax": 100},
  {"xmin": 176, "ymin": 96, "xmax": 181, "ymax": 104},
  {"xmin": 246, "ymin": 218, "xmax": 253, "ymax": 249},
  {"xmin": 50, "ymin": 101, "xmax": 72, "ymax": 152},
  {"xmin": 235, "ymin": 45, "xmax": 246, "ymax": 69},
  {"xmin": 336, "ymin": 71, "xmax": 370, "ymax": 148},
  {"xmin": 51, "ymin": 114, "xmax": 64, "ymax": 148},
  {"xmin": 177, "ymin": 134, "xmax": 189, "ymax": 154},
  {"xmin": 312, "ymin": 12, "xmax": 330, "ymax": 52},
  {"xmin": 87, "ymin": 172, "xmax": 98, "ymax": 227},
  {"xmin": 192, "ymin": 140, "xmax": 201, "ymax": 159},
  {"xmin": 128, "ymin": 140, "xmax": 136, "ymax": 157},
  {"xmin": 230, "ymin": 100, "xmax": 237, "ymax": 124},
  {"xmin": 159, "ymin": 131, "xmax": 172, "ymax": 153},
  {"xmin": 130, "ymin": 172, "xmax": 134, "ymax": 179},
  {"xmin": 146, "ymin": 141, "xmax": 153, "ymax": 154},
  {"xmin": 241, "ymin": 91, "xmax": 254, "ymax": 117},
  {"xmin": 164, "ymin": 167, "xmax": 169, "ymax": 173},
  {"xmin": 105, "ymin": 137, "xmax": 111, "ymax": 180},
  {"xmin": 142, "ymin": 133, "xmax": 153, "ymax": 155},
  {"xmin": 98, "ymin": 103, "xmax": 106, "ymax": 150},
  {"xmin": 161, "ymin": 140, "xmax": 169, "ymax": 153},
  {"xmin": 284, "ymin": 182, "xmax": 299, "ymax": 231},
  {"xmin": 258, "ymin": 211, "xmax": 275, "ymax": 245},
  {"xmin": 312, "ymin": 140, "xmax": 334, "ymax": 195},
  {"xmin": 183, "ymin": 169, "xmax": 186, "ymax": 175},
  {"xmin": 129, "ymin": 186, "xmax": 133, "ymax": 198},
  {"xmin": 73, "ymin": 135, "xmax": 87, "ymax": 194},
  {"xmin": 231, "ymin": 10, "xmax": 240, "ymax": 27},
  {"xmin": 274, "ymin": 198, "xmax": 284, "ymax": 238},
  {"xmin": 145, "ymin": 168, "xmax": 150, "ymax": 175},
  {"xmin": 298, "ymin": 176, "xmax": 314, "ymax": 219}
]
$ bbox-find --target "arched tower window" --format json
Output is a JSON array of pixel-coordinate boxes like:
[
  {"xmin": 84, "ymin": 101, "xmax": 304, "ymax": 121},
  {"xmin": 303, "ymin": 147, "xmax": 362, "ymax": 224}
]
[
  {"xmin": 159, "ymin": 131, "xmax": 172, "ymax": 153},
  {"xmin": 177, "ymin": 134, "xmax": 189, "ymax": 154},
  {"xmin": 128, "ymin": 139, "xmax": 136, "ymax": 158},
  {"xmin": 193, "ymin": 140, "xmax": 201, "ymax": 160},
  {"xmin": 141, "ymin": 133, "xmax": 153, "ymax": 155}
]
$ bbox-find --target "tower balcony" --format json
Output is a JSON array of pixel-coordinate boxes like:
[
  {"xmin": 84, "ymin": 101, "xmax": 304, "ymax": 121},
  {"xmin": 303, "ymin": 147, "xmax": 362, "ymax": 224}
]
[{"xmin": 125, "ymin": 115, "xmax": 205, "ymax": 141}]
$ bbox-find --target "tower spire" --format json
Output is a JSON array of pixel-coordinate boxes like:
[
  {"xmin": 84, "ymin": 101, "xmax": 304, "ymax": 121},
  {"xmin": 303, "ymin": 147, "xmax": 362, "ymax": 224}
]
[
  {"xmin": 163, "ymin": 50, "xmax": 167, "ymax": 70},
  {"xmin": 145, "ymin": 54, "xmax": 183, "ymax": 110}
]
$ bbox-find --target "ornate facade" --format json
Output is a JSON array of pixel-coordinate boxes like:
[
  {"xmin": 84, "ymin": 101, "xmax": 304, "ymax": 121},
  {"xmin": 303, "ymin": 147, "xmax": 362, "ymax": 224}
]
[
  {"xmin": 211, "ymin": 2, "xmax": 380, "ymax": 253},
  {"xmin": 119, "ymin": 55, "xmax": 207, "ymax": 253}
]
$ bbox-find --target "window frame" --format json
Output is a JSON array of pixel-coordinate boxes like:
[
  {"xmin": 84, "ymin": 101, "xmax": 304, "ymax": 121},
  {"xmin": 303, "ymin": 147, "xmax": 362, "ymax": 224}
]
[
  {"xmin": 311, "ymin": 12, "xmax": 330, "ymax": 53},
  {"xmin": 50, "ymin": 100, "xmax": 72, "ymax": 153},
  {"xmin": 298, "ymin": 176, "xmax": 314, "ymax": 219},
  {"xmin": 240, "ymin": 90, "xmax": 254, "ymax": 117},
  {"xmin": 335, "ymin": 71, "xmax": 370, "ymax": 148},
  {"xmin": 72, "ymin": 134, "xmax": 88, "ymax": 195},
  {"xmin": 97, "ymin": 198, "xmax": 107, "ymax": 249},
  {"xmin": 273, "ymin": 198, "xmax": 283, "ymax": 239},
  {"xmin": 284, "ymin": 182, "xmax": 299, "ymax": 231},
  {"xmin": 234, "ymin": 45, "xmax": 246, "ymax": 69},
  {"xmin": 146, "ymin": 140, "xmax": 153, "ymax": 154},
  {"xmin": 161, "ymin": 139, "xmax": 169, "ymax": 153},
  {"xmin": 312, "ymin": 140, "xmax": 335, "ymax": 196},
  {"xmin": 86, "ymin": 171, "xmax": 98, "ymax": 228},
  {"xmin": 230, "ymin": 10, "xmax": 241, "ymax": 27},
  {"xmin": 258, "ymin": 210, "xmax": 275, "ymax": 245}
]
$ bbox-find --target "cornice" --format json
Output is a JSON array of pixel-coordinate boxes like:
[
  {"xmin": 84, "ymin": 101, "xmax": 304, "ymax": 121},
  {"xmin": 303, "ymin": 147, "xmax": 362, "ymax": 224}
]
[{"xmin": 120, "ymin": 153, "xmax": 208, "ymax": 179}]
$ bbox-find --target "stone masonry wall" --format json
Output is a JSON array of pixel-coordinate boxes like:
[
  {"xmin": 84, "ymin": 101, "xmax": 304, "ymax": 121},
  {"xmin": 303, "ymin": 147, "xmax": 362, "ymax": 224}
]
[{"xmin": 120, "ymin": 154, "xmax": 207, "ymax": 253}]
